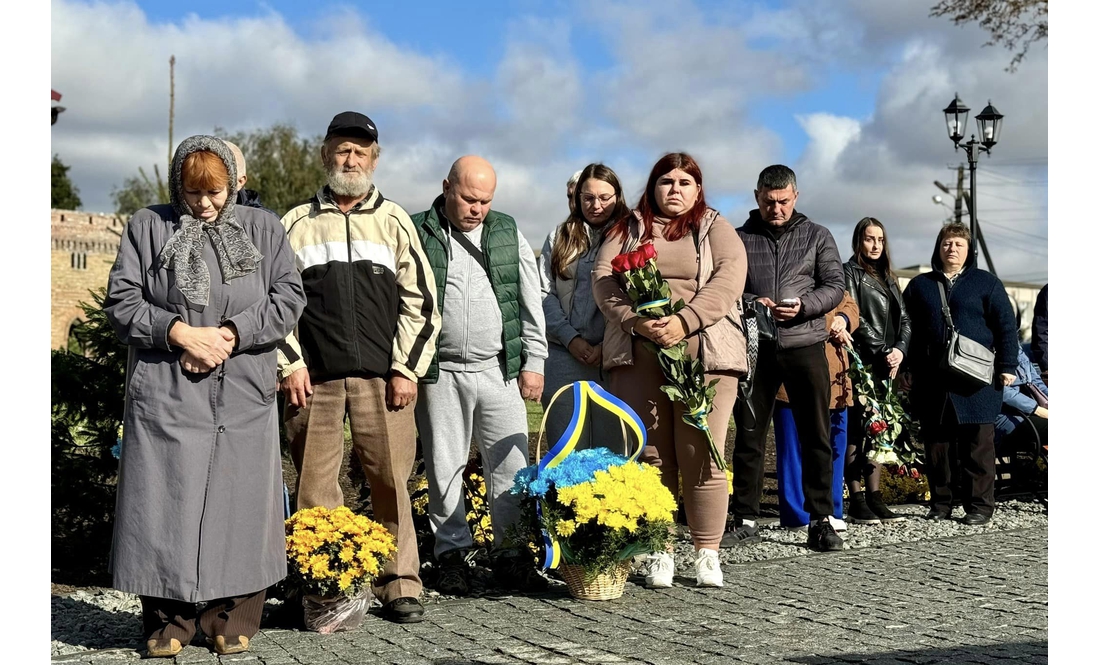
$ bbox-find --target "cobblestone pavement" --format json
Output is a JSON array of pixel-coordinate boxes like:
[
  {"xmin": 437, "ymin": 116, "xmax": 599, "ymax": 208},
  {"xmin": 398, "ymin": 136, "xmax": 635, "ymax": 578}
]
[{"xmin": 51, "ymin": 526, "xmax": 1047, "ymax": 664}]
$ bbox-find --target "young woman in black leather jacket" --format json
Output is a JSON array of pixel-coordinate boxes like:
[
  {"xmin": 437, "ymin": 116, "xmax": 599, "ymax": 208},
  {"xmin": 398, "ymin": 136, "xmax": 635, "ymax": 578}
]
[{"xmin": 843, "ymin": 217, "xmax": 912, "ymax": 524}]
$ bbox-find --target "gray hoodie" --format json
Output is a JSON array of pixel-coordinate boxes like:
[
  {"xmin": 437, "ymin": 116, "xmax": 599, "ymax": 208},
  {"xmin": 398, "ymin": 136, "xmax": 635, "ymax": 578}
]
[{"xmin": 436, "ymin": 223, "xmax": 547, "ymax": 375}]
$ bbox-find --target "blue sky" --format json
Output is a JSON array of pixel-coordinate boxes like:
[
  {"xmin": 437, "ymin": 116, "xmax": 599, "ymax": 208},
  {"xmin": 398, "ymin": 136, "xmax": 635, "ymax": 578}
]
[{"xmin": 52, "ymin": 0, "xmax": 1047, "ymax": 283}]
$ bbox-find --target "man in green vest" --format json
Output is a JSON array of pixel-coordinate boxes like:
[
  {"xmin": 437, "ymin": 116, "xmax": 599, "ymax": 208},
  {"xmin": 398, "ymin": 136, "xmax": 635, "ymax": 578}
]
[{"xmin": 411, "ymin": 155, "xmax": 548, "ymax": 595}]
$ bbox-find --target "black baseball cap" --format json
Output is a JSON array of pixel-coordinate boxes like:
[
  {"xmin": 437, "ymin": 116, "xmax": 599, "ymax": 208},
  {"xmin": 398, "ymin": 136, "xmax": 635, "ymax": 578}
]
[{"xmin": 324, "ymin": 111, "xmax": 378, "ymax": 143}]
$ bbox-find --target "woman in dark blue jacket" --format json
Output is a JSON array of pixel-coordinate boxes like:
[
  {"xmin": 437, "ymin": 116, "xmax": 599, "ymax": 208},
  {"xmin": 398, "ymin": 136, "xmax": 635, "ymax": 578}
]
[{"xmin": 901, "ymin": 223, "xmax": 1018, "ymax": 525}]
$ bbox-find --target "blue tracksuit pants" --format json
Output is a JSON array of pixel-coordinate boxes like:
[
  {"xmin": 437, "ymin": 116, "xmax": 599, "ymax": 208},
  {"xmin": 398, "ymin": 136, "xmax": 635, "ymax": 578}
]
[{"xmin": 774, "ymin": 405, "xmax": 847, "ymax": 527}]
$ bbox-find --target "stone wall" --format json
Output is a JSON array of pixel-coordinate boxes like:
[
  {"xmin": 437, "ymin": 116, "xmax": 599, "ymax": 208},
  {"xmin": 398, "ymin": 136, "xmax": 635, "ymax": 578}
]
[{"xmin": 51, "ymin": 210, "xmax": 125, "ymax": 349}]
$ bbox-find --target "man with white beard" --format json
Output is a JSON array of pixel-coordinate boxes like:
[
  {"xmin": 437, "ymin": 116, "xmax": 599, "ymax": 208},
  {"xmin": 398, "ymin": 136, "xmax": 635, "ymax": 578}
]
[{"xmin": 276, "ymin": 112, "xmax": 440, "ymax": 624}]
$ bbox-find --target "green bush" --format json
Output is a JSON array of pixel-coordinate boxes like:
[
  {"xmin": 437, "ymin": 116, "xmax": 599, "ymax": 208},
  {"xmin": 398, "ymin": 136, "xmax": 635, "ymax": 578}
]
[{"xmin": 51, "ymin": 288, "xmax": 127, "ymax": 586}]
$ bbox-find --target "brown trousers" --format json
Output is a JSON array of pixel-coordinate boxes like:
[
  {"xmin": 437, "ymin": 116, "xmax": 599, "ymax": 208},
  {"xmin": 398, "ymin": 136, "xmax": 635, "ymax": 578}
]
[
  {"xmin": 141, "ymin": 589, "xmax": 266, "ymax": 643},
  {"xmin": 286, "ymin": 376, "xmax": 421, "ymax": 603},
  {"xmin": 611, "ymin": 337, "xmax": 738, "ymax": 548}
]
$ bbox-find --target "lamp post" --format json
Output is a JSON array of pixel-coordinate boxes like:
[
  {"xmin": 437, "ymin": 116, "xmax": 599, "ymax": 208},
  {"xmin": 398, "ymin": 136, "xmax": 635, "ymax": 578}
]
[{"xmin": 942, "ymin": 93, "xmax": 1004, "ymax": 263}]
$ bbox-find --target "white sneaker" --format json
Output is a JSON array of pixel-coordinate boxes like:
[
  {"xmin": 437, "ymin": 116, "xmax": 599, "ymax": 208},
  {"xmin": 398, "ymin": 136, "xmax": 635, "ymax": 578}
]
[
  {"xmin": 827, "ymin": 515, "xmax": 848, "ymax": 533},
  {"xmin": 694, "ymin": 548, "xmax": 724, "ymax": 587},
  {"xmin": 644, "ymin": 551, "xmax": 675, "ymax": 588}
]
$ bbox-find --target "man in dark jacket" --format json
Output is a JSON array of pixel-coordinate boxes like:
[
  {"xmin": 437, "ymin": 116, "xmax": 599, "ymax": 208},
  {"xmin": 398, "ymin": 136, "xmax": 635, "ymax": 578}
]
[
  {"xmin": 727, "ymin": 164, "xmax": 846, "ymax": 552},
  {"xmin": 1031, "ymin": 284, "xmax": 1048, "ymax": 383}
]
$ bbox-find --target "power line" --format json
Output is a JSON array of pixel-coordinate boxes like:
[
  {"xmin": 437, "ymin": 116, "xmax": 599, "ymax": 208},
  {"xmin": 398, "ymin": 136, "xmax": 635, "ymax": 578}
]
[
  {"xmin": 978, "ymin": 219, "xmax": 1048, "ymax": 241},
  {"xmin": 979, "ymin": 191, "xmax": 1046, "ymax": 206},
  {"xmin": 982, "ymin": 234, "xmax": 1048, "ymax": 257}
]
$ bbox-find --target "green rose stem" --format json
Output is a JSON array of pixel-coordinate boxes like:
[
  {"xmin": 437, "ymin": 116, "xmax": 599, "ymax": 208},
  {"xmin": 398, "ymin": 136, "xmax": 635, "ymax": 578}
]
[{"xmin": 617, "ymin": 250, "xmax": 726, "ymax": 472}]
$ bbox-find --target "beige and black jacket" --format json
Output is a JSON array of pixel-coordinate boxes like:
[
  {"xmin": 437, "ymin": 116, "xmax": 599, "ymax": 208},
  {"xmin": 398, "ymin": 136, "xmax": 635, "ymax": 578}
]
[{"xmin": 276, "ymin": 186, "xmax": 440, "ymax": 382}]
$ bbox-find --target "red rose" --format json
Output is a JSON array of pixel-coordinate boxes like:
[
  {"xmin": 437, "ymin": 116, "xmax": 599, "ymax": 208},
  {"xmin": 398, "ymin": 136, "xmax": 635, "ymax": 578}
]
[
  {"xmin": 910, "ymin": 468, "xmax": 921, "ymax": 479},
  {"xmin": 611, "ymin": 253, "xmax": 631, "ymax": 274},
  {"xmin": 639, "ymin": 243, "xmax": 657, "ymax": 262},
  {"xmin": 629, "ymin": 250, "xmax": 647, "ymax": 270},
  {"xmin": 624, "ymin": 248, "xmax": 642, "ymax": 269},
  {"xmin": 869, "ymin": 419, "xmax": 888, "ymax": 435},
  {"xmin": 897, "ymin": 465, "xmax": 907, "ymax": 476}
]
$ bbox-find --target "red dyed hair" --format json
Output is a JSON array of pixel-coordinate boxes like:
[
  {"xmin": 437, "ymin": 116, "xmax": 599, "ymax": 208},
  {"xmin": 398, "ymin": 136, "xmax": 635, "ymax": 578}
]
[
  {"xmin": 607, "ymin": 152, "xmax": 708, "ymax": 243},
  {"xmin": 181, "ymin": 151, "xmax": 229, "ymax": 191}
]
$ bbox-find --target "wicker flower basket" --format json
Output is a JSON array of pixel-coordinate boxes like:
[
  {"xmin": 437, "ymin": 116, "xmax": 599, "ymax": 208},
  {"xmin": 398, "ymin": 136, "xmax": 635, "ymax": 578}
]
[{"xmin": 559, "ymin": 561, "xmax": 631, "ymax": 601}]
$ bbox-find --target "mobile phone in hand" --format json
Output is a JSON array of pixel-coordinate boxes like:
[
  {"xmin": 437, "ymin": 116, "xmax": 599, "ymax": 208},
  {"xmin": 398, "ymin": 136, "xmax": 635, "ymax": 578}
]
[{"xmin": 779, "ymin": 298, "xmax": 799, "ymax": 307}]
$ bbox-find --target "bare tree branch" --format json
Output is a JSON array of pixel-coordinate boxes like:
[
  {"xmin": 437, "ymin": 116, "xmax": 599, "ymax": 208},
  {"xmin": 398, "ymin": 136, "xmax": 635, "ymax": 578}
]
[{"xmin": 930, "ymin": 0, "xmax": 1047, "ymax": 71}]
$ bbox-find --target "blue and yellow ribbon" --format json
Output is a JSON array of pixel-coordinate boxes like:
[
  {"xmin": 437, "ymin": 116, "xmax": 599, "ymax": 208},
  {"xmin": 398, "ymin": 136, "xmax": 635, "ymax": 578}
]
[
  {"xmin": 535, "ymin": 381, "xmax": 647, "ymax": 569},
  {"xmin": 636, "ymin": 297, "xmax": 671, "ymax": 313}
]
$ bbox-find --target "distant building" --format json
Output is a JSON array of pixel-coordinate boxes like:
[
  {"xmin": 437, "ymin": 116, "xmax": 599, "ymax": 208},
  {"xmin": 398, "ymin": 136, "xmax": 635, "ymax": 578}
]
[
  {"xmin": 52, "ymin": 89, "xmax": 65, "ymax": 125},
  {"xmin": 52, "ymin": 209, "xmax": 124, "ymax": 350},
  {"xmin": 895, "ymin": 265, "xmax": 1043, "ymax": 344}
]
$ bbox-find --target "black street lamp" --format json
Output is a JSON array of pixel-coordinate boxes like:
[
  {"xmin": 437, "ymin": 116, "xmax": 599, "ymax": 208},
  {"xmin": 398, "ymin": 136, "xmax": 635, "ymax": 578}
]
[{"xmin": 943, "ymin": 93, "xmax": 1004, "ymax": 266}]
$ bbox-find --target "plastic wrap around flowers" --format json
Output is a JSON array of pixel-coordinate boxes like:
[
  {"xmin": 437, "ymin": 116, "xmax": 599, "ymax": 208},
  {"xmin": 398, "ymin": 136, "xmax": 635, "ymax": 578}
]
[
  {"xmin": 511, "ymin": 448, "xmax": 677, "ymax": 578},
  {"xmin": 845, "ymin": 345, "xmax": 923, "ymax": 468}
]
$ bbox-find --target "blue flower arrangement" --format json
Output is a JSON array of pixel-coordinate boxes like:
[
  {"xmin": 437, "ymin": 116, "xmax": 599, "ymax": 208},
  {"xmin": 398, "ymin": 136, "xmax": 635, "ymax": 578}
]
[{"xmin": 511, "ymin": 448, "xmax": 629, "ymax": 498}]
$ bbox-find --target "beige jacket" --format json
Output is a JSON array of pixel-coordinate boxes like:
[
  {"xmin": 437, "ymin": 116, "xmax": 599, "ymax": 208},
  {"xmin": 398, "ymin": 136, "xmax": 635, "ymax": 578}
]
[{"xmin": 592, "ymin": 208, "xmax": 748, "ymax": 374}]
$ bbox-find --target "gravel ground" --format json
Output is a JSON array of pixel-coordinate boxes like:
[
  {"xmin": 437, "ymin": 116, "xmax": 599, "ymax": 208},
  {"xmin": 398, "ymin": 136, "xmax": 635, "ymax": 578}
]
[{"xmin": 50, "ymin": 497, "xmax": 1046, "ymax": 658}]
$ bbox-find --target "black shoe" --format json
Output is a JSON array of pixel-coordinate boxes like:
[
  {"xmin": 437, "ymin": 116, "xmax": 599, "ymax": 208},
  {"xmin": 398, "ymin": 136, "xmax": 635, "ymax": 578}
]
[
  {"xmin": 720, "ymin": 519, "xmax": 761, "ymax": 548},
  {"xmin": 924, "ymin": 509, "xmax": 951, "ymax": 521},
  {"xmin": 867, "ymin": 490, "xmax": 905, "ymax": 522},
  {"xmin": 382, "ymin": 597, "xmax": 425, "ymax": 624},
  {"xmin": 807, "ymin": 518, "xmax": 844, "ymax": 552},
  {"xmin": 491, "ymin": 549, "xmax": 548, "ymax": 592},
  {"xmin": 847, "ymin": 492, "xmax": 881, "ymax": 525},
  {"xmin": 961, "ymin": 512, "xmax": 992, "ymax": 526},
  {"xmin": 434, "ymin": 549, "xmax": 470, "ymax": 596}
]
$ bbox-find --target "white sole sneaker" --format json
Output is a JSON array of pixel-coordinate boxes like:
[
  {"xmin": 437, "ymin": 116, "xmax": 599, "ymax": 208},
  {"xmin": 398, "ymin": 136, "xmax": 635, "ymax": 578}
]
[
  {"xmin": 694, "ymin": 549, "xmax": 724, "ymax": 587},
  {"xmin": 644, "ymin": 552, "xmax": 675, "ymax": 588}
]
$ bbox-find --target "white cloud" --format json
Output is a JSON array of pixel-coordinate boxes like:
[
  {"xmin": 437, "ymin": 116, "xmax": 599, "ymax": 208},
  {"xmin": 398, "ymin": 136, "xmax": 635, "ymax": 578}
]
[
  {"xmin": 52, "ymin": 0, "xmax": 1046, "ymax": 283},
  {"xmin": 791, "ymin": 8, "xmax": 1048, "ymax": 282}
]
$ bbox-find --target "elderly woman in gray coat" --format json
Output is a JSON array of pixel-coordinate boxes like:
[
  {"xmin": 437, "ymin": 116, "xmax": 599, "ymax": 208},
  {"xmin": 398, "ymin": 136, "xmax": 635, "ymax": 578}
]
[{"xmin": 104, "ymin": 136, "xmax": 305, "ymax": 658}]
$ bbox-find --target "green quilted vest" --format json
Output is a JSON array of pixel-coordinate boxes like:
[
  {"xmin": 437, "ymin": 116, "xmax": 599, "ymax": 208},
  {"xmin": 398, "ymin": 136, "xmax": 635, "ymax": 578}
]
[{"xmin": 411, "ymin": 195, "xmax": 523, "ymax": 384}]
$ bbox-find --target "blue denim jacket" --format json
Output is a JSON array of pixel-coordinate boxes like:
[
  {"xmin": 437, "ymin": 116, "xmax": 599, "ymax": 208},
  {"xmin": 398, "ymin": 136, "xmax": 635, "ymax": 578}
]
[{"xmin": 995, "ymin": 346, "xmax": 1049, "ymax": 439}]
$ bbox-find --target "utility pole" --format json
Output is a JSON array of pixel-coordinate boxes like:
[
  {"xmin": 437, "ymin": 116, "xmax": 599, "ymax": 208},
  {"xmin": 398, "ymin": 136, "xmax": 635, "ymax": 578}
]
[
  {"xmin": 954, "ymin": 164, "xmax": 964, "ymax": 225},
  {"xmin": 168, "ymin": 55, "xmax": 175, "ymax": 171},
  {"xmin": 961, "ymin": 191, "xmax": 997, "ymax": 276}
]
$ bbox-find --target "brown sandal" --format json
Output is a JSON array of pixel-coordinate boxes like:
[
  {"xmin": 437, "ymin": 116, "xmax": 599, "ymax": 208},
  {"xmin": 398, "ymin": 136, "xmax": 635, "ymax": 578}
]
[
  {"xmin": 145, "ymin": 637, "xmax": 182, "ymax": 658},
  {"xmin": 212, "ymin": 635, "xmax": 250, "ymax": 655}
]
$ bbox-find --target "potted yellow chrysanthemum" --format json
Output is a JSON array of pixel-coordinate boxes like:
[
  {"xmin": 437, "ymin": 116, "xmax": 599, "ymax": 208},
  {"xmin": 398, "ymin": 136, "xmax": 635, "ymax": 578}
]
[
  {"xmin": 512, "ymin": 449, "xmax": 677, "ymax": 600},
  {"xmin": 285, "ymin": 505, "xmax": 397, "ymax": 633}
]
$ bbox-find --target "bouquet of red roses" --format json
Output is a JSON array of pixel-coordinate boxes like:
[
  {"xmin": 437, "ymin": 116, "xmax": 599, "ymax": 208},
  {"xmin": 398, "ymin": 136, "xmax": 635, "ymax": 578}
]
[{"xmin": 612, "ymin": 243, "xmax": 725, "ymax": 471}]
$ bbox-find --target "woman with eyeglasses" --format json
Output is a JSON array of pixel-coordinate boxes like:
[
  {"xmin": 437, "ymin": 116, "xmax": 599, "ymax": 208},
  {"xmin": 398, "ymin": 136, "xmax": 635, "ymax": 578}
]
[{"xmin": 538, "ymin": 164, "xmax": 632, "ymax": 452}]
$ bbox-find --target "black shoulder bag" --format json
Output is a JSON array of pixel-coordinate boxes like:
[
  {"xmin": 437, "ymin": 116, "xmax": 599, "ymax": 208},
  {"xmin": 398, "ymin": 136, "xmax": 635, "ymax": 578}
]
[{"xmin": 937, "ymin": 281, "xmax": 995, "ymax": 389}]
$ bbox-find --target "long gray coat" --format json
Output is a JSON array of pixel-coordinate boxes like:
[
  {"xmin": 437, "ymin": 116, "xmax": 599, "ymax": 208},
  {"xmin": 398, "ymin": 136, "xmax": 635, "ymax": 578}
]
[{"xmin": 104, "ymin": 141, "xmax": 305, "ymax": 602}]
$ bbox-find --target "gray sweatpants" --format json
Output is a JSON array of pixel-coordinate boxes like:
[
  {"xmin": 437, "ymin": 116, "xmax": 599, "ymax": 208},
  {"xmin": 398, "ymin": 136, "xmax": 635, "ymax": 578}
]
[{"xmin": 416, "ymin": 368, "xmax": 530, "ymax": 558}]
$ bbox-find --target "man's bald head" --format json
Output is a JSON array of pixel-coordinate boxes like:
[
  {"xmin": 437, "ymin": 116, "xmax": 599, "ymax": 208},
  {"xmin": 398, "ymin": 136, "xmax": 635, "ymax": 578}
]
[
  {"xmin": 223, "ymin": 140, "xmax": 247, "ymax": 190},
  {"xmin": 443, "ymin": 155, "xmax": 497, "ymax": 232}
]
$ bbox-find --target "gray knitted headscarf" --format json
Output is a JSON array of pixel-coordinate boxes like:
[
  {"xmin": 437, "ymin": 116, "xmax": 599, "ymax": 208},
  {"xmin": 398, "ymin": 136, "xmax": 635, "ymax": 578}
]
[{"xmin": 157, "ymin": 135, "xmax": 263, "ymax": 307}]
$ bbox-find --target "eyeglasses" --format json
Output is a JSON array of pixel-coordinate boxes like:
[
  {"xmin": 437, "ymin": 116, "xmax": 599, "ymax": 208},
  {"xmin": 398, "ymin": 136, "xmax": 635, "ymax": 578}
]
[{"xmin": 581, "ymin": 194, "xmax": 616, "ymax": 206}]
